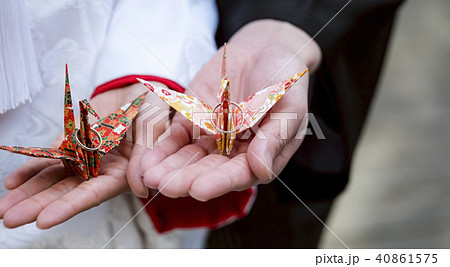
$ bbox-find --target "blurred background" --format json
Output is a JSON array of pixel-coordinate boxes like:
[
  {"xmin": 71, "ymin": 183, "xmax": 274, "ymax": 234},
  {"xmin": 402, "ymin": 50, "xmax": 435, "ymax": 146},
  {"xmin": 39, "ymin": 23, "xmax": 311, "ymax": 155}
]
[{"xmin": 320, "ymin": 0, "xmax": 450, "ymax": 248}]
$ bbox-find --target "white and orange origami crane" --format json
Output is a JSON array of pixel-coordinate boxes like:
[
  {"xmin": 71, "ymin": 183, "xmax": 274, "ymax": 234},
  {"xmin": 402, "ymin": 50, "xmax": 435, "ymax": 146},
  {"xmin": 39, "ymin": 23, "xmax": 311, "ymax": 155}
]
[{"xmin": 138, "ymin": 44, "xmax": 308, "ymax": 155}]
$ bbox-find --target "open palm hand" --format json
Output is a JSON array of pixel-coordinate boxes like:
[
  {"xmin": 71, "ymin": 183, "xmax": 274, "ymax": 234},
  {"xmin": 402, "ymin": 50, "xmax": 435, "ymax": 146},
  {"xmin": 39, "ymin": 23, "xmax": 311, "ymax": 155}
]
[
  {"xmin": 0, "ymin": 84, "xmax": 169, "ymax": 229},
  {"xmin": 137, "ymin": 20, "xmax": 321, "ymax": 201}
]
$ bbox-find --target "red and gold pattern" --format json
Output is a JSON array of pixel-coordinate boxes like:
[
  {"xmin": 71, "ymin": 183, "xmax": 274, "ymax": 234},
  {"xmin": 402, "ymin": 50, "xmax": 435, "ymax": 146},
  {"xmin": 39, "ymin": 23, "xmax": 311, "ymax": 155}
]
[
  {"xmin": 236, "ymin": 69, "xmax": 308, "ymax": 133},
  {"xmin": 0, "ymin": 65, "xmax": 147, "ymax": 179},
  {"xmin": 138, "ymin": 45, "xmax": 308, "ymax": 155}
]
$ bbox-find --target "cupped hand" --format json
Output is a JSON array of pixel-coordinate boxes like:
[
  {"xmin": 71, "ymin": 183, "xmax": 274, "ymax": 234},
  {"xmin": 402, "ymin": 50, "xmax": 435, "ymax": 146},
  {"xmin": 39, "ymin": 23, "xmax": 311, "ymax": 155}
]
[
  {"xmin": 138, "ymin": 20, "xmax": 322, "ymax": 201},
  {"xmin": 0, "ymin": 83, "xmax": 169, "ymax": 229}
]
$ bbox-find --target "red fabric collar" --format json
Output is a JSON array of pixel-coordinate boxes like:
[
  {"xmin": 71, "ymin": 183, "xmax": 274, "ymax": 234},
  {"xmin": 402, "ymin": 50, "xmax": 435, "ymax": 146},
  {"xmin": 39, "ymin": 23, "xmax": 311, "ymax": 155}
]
[{"xmin": 91, "ymin": 75, "xmax": 185, "ymax": 98}]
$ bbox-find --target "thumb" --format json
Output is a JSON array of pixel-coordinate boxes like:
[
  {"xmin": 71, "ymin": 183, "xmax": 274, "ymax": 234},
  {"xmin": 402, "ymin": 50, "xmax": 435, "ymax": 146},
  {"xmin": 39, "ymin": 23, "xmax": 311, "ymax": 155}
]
[
  {"xmin": 247, "ymin": 116, "xmax": 287, "ymax": 181},
  {"xmin": 247, "ymin": 109, "xmax": 307, "ymax": 182}
]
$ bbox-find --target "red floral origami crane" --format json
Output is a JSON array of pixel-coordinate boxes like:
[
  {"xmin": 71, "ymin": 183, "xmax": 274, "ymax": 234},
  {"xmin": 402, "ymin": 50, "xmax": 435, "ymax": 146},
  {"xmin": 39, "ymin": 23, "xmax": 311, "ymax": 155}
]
[
  {"xmin": 138, "ymin": 44, "xmax": 308, "ymax": 155},
  {"xmin": 0, "ymin": 65, "xmax": 147, "ymax": 179}
]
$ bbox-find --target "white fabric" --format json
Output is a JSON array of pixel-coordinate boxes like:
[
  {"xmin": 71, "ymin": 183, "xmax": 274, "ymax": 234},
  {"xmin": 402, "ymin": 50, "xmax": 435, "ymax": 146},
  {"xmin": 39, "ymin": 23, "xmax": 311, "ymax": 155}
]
[
  {"xmin": 0, "ymin": 0, "xmax": 217, "ymax": 248},
  {"xmin": 93, "ymin": 0, "xmax": 218, "ymax": 88},
  {"xmin": 0, "ymin": 0, "xmax": 44, "ymax": 114}
]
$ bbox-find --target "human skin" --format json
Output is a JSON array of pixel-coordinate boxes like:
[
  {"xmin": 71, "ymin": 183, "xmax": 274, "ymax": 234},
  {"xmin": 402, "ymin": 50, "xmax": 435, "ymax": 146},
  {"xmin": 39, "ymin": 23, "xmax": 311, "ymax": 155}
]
[
  {"xmin": 0, "ymin": 82, "xmax": 169, "ymax": 229},
  {"xmin": 134, "ymin": 19, "xmax": 322, "ymax": 201},
  {"xmin": 0, "ymin": 19, "xmax": 322, "ymax": 229}
]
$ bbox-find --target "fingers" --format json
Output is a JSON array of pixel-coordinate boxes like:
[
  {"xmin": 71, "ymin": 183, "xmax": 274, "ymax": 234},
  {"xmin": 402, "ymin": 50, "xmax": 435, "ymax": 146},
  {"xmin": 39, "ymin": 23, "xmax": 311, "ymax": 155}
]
[
  {"xmin": 1, "ymin": 152, "xmax": 129, "ymax": 229},
  {"xmin": 247, "ymin": 122, "xmax": 287, "ymax": 180},
  {"xmin": 247, "ymin": 92, "xmax": 307, "ymax": 181},
  {"xmin": 128, "ymin": 101, "xmax": 170, "ymax": 198},
  {"xmin": 247, "ymin": 118, "xmax": 305, "ymax": 181},
  {"xmin": 127, "ymin": 145, "xmax": 149, "ymax": 198},
  {"xmin": 4, "ymin": 158, "xmax": 60, "ymax": 190},
  {"xmin": 139, "ymin": 120, "xmax": 191, "ymax": 184},
  {"xmin": 2, "ymin": 177, "xmax": 82, "ymax": 228},
  {"xmin": 143, "ymin": 144, "xmax": 206, "ymax": 190},
  {"xmin": 156, "ymin": 153, "xmax": 226, "ymax": 198},
  {"xmin": 36, "ymin": 174, "xmax": 128, "ymax": 229},
  {"xmin": 0, "ymin": 164, "xmax": 67, "ymax": 219},
  {"xmin": 189, "ymin": 153, "xmax": 255, "ymax": 201},
  {"xmin": 149, "ymin": 151, "xmax": 255, "ymax": 201}
]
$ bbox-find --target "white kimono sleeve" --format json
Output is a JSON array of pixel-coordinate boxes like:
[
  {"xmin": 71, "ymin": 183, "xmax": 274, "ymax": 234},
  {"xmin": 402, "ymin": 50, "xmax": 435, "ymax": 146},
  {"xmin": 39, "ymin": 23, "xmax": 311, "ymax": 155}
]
[{"xmin": 93, "ymin": 0, "xmax": 218, "ymax": 88}]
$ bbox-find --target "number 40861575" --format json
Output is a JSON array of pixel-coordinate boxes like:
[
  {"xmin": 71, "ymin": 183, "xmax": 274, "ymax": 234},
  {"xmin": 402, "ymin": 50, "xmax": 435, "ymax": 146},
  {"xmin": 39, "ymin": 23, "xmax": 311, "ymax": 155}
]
[{"xmin": 375, "ymin": 253, "xmax": 438, "ymax": 264}]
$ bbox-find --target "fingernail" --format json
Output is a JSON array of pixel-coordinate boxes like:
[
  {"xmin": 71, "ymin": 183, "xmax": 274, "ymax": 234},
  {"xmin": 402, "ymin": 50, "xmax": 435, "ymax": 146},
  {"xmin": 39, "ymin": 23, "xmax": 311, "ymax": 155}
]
[
  {"xmin": 265, "ymin": 152, "xmax": 273, "ymax": 180},
  {"xmin": 144, "ymin": 186, "xmax": 149, "ymax": 198},
  {"xmin": 140, "ymin": 173, "xmax": 149, "ymax": 198},
  {"xmin": 188, "ymin": 190, "xmax": 207, "ymax": 202}
]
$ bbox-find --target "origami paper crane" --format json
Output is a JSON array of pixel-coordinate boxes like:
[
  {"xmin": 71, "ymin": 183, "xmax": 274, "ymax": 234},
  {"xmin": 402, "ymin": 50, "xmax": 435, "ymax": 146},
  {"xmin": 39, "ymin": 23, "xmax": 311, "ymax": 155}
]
[
  {"xmin": 138, "ymin": 44, "xmax": 308, "ymax": 155},
  {"xmin": 0, "ymin": 65, "xmax": 147, "ymax": 179}
]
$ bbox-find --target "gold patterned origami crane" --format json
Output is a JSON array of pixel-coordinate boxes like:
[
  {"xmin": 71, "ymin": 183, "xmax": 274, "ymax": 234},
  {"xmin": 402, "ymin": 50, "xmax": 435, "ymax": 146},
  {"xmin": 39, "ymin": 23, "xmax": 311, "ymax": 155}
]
[
  {"xmin": 0, "ymin": 65, "xmax": 147, "ymax": 179},
  {"xmin": 138, "ymin": 44, "xmax": 308, "ymax": 155}
]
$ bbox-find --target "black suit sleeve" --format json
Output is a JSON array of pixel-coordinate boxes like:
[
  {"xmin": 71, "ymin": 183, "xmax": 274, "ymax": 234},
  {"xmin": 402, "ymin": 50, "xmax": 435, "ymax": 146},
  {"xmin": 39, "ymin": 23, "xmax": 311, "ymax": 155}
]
[{"xmin": 216, "ymin": 0, "xmax": 405, "ymax": 201}]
